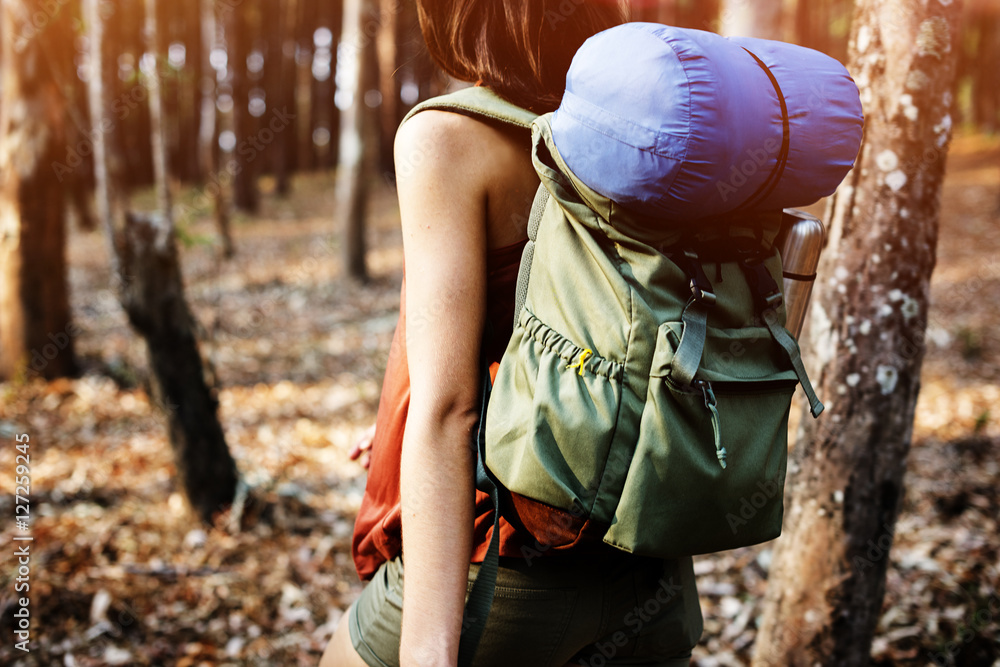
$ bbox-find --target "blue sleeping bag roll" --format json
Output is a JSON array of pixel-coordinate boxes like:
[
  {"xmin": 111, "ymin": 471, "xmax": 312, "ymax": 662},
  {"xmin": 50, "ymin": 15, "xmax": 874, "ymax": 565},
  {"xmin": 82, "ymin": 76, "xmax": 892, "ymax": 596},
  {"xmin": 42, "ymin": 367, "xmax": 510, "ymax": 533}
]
[{"xmin": 550, "ymin": 23, "xmax": 864, "ymax": 222}]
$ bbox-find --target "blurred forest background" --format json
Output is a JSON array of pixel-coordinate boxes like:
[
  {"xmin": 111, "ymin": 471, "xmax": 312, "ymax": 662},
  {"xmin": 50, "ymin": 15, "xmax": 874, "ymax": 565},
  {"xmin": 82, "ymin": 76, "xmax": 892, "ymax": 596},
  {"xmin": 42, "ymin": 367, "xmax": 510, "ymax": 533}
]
[{"xmin": 0, "ymin": 0, "xmax": 998, "ymax": 665}]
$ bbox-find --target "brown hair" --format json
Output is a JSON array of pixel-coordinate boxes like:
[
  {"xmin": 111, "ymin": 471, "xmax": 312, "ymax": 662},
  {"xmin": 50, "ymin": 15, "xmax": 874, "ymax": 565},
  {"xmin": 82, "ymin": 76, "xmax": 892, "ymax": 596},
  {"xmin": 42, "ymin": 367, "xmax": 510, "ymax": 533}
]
[{"xmin": 416, "ymin": 0, "xmax": 625, "ymax": 114}]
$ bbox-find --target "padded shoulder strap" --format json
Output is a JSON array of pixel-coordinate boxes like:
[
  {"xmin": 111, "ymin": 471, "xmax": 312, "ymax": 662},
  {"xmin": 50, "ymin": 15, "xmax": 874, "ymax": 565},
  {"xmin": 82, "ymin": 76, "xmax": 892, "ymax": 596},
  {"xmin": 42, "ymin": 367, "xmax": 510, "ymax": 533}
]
[
  {"xmin": 401, "ymin": 86, "xmax": 538, "ymax": 130},
  {"xmin": 512, "ymin": 184, "xmax": 550, "ymax": 330}
]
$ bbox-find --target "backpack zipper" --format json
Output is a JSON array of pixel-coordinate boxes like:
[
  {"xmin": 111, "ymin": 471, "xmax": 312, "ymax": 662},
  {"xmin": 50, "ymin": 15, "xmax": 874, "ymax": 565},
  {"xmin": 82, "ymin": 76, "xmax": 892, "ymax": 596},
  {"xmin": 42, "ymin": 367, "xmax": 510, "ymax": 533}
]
[{"xmin": 708, "ymin": 378, "xmax": 798, "ymax": 394}]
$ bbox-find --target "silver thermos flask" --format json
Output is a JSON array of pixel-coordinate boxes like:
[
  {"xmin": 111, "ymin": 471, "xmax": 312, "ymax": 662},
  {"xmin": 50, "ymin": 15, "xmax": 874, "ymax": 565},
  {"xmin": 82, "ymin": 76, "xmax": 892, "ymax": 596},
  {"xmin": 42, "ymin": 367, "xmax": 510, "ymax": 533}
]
[{"xmin": 778, "ymin": 209, "xmax": 826, "ymax": 339}]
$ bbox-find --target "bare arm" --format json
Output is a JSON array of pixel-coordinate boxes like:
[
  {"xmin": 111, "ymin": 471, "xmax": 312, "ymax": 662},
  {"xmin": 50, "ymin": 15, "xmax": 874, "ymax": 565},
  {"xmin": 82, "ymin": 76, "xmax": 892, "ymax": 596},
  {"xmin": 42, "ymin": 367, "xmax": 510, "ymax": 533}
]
[{"xmin": 394, "ymin": 111, "xmax": 490, "ymax": 667}]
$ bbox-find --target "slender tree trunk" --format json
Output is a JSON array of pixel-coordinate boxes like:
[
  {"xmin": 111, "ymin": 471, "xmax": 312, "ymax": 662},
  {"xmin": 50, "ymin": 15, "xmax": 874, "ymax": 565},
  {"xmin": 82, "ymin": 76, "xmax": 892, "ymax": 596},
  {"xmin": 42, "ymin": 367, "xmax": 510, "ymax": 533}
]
[
  {"xmin": 657, "ymin": 0, "xmax": 677, "ymax": 26},
  {"xmin": 261, "ymin": 0, "xmax": 284, "ymax": 189},
  {"xmin": 974, "ymin": 12, "xmax": 999, "ymax": 132},
  {"xmin": 395, "ymin": 0, "xmax": 423, "ymax": 118},
  {"xmin": 683, "ymin": 0, "xmax": 721, "ymax": 32},
  {"xmin": 336, "ymin": 0, "xmax": 377, "ymax": 281},
  {"xmin": 199, "ymin": 0, "xmax": 233, "ymax": 256},
  {"xmin": 412, "ymin": 22, "xmax": 439, "ymax": 102},
  {"xmin": 229, "ymin": 0, "xmax": 259, "ymax": 213},
  {"xmin": 275, "ymin": 0, "xmax": 298, "ymax": 195},
  {"xmin": 0, "ymin": 0, "xmax": 76, "ymax": 381},
  {"xmin": 122, "ymin": 1, "xmax": 155, "ymax": 191},
  {"xmin": 753, "ymin": 1, "xmax": 964, "ymax": 665},
  {"xmin": 376, "ymin": 0, "xmax": 402, "ymax": 176},
  {"xmin": 106, "ymin": 0, "xmax": 138, "ymax": 196},
  {"xmin": 720, "ymin": 0, "xmax": 784, "ymax": 39},
  {"xmin": 84, "ymin": 0, "xmax": 118, "ymax": 274},
  {"xmin": 296, "ymin": 0, "xmax": 316, "ymax": 171},
  {"xmin": 184, "ymin": 0, "xmax": 203, "ymax": 182},
  {"xmin": 146, "ymin": 0, "xmax": 173, "ymax": 229},
  {"xmin": 311, "ymin": 0, "xmax": 335, "ymax": 169},
  {"xmin": 329, "ymin": 0, "xmax": 343, "ymax": 168}
]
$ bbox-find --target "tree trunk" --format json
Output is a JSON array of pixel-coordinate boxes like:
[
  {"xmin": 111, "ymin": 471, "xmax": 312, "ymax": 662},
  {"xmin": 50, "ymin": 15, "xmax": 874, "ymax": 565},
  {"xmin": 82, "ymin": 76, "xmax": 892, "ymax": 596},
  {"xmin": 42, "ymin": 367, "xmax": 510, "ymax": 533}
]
[
  {"xmin": 110, "ymin": 0, "xmax": 239, "ymax": 523},
  {"xmin": 336, "ymin": 0, "xmax": 377, "ymax": 282},
  {"xmin": 974, "ymin": 12, "xmax": 999, "ymax": 131},
  {"xmin": 0, "ymin": 0, "xmax": 77, "ymax": 381},
  {"xmin": 199, "ymin": 0, "xmax": 233, "ymax": 257},
  {"xmin": 275, "ymin": 0, "xmax": 298, "ymax": 195},
  {"xmin": 261, "ymin": 0, "xmax": 284, "ymax": 190},
  {"xmin": 229, "ymin": 0, "xmax": 259, "ymax": 213},
  {"xmin": 720, "ymin": 0, "xmax": 783, "ymax": 39},
  {"xmin": 118, "ymin": 213, "xmax": 239, "ymax": 523},
  {"xmin": 183, "ymin": 0, "xmax": 204, "ymax": 183},
  {"xmin": 146, "ymin": 0, "xmax": 173, "ymax": 228},
  {"xmin": 311, "ymin": 0, "xmax": 336, "ymax": 169},
  {"xmin": 376, "ymin": 0, "xmax": 402, "ymax": 176},
  {"xmin": 84, "ymin": 0, "xmax": 120, "ymax": 280},
  {"xmin": 296, "ymin": 0, "xmax": 316, "ymax": 172},
  {"xmin": 678, "ymin": 0, "xmax": 721, "ymax": 32},
  {"xmin": 752, "ymin": 1, "xmax": 963, "ymax": 665},
  {"xmin": 123, "ymin": 1, "xmax": 155, "ymax": 191}
]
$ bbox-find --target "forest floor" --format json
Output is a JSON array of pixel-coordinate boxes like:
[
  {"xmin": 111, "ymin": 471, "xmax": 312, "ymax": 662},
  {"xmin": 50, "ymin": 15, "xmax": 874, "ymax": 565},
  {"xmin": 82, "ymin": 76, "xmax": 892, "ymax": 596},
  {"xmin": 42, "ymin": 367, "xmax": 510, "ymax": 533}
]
[{"xmin": 1, "ymin": 132, "xmax": 999, "ymax": 666}]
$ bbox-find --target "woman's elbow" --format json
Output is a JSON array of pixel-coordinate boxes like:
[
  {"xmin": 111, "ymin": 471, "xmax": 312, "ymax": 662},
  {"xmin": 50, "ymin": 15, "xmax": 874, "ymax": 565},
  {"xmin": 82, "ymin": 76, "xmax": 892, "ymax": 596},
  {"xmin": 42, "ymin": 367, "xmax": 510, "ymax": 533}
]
[{"xmin": 406, "ymin": 394, "xmax": 482, "ymax": 446}]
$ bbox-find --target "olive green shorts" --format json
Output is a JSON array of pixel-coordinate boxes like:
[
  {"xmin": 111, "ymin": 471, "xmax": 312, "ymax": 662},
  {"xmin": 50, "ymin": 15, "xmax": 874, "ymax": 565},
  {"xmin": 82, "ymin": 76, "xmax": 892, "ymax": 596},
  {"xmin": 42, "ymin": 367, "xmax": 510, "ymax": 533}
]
[{"xmin": 348, "ymin": 549, "xmax": 703, "ymax": 667}]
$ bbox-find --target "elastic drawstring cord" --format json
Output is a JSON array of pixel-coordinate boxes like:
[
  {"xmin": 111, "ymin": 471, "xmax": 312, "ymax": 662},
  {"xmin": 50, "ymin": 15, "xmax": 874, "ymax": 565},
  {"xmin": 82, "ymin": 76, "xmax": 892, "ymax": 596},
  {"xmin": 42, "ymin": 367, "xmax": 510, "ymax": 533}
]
[
  {"xmin": 566, "ymin": 349, "xmax": 593, "ymax": 377},
  {"xmin": 698, "ymin": 381, "xmax": 727, "ymax": 469}
]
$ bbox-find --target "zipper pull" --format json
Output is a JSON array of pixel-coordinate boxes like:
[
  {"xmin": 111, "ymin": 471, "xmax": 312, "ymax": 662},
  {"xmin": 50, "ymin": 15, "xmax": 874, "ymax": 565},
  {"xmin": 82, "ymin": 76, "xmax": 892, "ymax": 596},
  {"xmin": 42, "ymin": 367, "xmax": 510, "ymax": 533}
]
[{"xmin": 696, "ymin": 380, "xmax": 727, "ymax": 470}]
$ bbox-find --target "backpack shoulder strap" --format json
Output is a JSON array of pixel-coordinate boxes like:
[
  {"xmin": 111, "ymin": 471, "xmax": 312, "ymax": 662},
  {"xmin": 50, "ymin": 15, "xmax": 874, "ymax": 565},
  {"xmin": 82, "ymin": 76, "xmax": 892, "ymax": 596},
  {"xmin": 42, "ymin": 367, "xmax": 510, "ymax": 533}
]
[
  {"xmin": 513, "ymin": 184, "xmax": 550, "ymax": 330},
  {"xmin": 401, "ymin": 86, "xmax": 538, "ymax": 130}
]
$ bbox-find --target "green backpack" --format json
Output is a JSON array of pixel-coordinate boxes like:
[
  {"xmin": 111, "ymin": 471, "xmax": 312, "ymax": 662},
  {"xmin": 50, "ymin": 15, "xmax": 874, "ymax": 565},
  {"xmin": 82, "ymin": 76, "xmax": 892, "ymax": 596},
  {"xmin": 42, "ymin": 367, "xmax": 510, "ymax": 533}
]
[{"xmin": 401, "ymin": 86, "xmax": 824, "ymax": 662}]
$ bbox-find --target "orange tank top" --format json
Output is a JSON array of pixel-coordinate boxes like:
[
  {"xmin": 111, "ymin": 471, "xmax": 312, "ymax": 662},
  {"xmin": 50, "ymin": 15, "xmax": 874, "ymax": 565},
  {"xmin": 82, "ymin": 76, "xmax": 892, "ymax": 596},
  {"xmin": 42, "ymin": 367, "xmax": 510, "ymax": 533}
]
[{"xmin": 352, "ymin": 237, "xmax": 532, "ymax": 580}]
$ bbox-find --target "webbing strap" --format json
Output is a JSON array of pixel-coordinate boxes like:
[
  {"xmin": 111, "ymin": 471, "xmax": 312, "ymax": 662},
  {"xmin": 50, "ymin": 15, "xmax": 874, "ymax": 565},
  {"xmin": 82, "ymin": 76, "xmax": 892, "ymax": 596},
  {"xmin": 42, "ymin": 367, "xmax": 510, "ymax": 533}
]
[
  {"xmin": 762, "ymin": 311, "xmax": 825, "ymax": 417},
  {"xmin": 512, "ymin": 184, "xmax": 550, "ymax": 330},
  {"xmin": 457, "ymin": 471, "xmax": 500, "ymax": 666},
  {"xmin": 739, "ymin": 257, "xmax": 824, "ymax": 418},
  {"xmin": 457, "ymin": 365, "xmax": 501, "ymax": 666},
  {"xmin": 734, "ymin": 47, "xmax": 791, "ymax": 213},
  {"xmin": 671, "ymin": 299, "xmax": 710, "ymax": 388}
]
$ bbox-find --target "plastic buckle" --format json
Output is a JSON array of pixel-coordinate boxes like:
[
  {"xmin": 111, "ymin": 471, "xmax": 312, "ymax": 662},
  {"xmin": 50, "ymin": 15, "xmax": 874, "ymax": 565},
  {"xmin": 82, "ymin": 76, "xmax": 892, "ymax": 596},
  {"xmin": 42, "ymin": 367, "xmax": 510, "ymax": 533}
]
[
  {"xmin": 740, "ymin": 257, "xmax": 782, "ymax": 312},
  {"xmin": 683, "ymin": 251, "xmax": 717, "ymax": 306},
  {"xmin": 690, "ymin": 279, "xmax": 717, "ymax": 306}
]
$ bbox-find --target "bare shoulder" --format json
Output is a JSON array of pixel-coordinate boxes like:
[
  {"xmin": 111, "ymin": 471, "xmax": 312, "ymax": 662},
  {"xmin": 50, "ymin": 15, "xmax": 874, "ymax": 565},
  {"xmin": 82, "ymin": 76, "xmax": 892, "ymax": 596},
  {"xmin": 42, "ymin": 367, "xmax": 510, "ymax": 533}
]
[
  {"xmin": 393, "ymin": 107, "xmax": 536, "ymax": 248},
  {"xmin": 394, "ymin": 110, "xmax": 497, "ymax": 175}
]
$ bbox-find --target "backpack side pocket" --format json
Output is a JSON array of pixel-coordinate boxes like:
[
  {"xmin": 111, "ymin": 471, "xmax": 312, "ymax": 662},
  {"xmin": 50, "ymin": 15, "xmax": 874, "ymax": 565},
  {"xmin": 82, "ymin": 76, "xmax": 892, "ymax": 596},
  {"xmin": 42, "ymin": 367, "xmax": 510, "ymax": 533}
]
[
  {"xmin": 604, "ymin": 321, "xmax": 797, "ymax": 557},
  {"xmin": 485, "ymin": 309, "xmax": 624, "ymax": 546}
]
